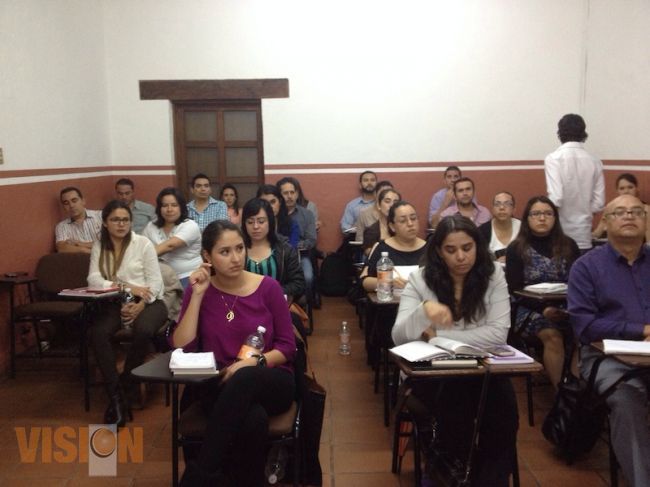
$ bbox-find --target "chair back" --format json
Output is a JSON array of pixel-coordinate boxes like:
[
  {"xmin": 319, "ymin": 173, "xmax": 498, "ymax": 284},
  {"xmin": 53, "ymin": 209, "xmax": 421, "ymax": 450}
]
[{"xmin": 35, "ymin": 253, "xmax": 91, "ymax": 295}]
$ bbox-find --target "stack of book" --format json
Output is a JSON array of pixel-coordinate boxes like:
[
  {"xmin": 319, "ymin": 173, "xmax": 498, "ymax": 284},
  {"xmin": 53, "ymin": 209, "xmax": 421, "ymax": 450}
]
[{"xmin": 169, "ymin": 349, "xmax": 218, "ymax": 375}]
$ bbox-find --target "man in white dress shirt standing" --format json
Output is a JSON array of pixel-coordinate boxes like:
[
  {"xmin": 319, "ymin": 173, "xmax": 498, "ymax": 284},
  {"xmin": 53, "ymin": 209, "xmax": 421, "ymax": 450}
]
[{"xmin": 544, "ymin": 114, "xmax": 605, "ymax": 251}]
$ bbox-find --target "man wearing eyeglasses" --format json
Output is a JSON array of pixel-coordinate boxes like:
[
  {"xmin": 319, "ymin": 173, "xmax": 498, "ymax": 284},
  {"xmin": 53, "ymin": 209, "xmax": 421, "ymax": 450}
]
[
  {"xmin": 568, "ymin": 194, "xmax": 650, "ymax": 486},
  {"xmin": 544, "ymin": 114, "xmax": 605, "ymax": 250},
  {"xmin": 55, "ymin": 186, "xmax": 102, "ymax": 254}
]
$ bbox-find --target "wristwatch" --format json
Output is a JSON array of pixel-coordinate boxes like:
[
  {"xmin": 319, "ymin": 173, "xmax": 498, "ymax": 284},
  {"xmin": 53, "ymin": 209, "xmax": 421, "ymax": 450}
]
[{"xmin": 253, "ymin": 354, "xmax": 267, "ymax": 367}]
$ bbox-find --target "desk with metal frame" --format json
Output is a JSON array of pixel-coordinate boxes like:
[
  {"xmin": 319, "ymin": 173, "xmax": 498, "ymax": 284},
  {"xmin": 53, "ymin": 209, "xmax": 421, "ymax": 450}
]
[
  {"xmin": 366, "ymin": 292, "xmax": 401, "ymax": 426},
  {"xmin": 131, "ymin": 350, "xmax": 221, "ymax": 487},
  {"xmin": 56, "ymin": 290, "xmax": 121, "ymax": 411},
  {"xmin": 392, "ymin": 354, "xmax": 543, "ymax": 487}
]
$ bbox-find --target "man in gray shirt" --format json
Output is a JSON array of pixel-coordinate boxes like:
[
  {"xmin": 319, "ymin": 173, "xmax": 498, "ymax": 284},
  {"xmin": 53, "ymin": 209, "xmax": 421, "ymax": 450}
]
[{"xmin": 115, "ymin": 178, "xmax": 156, "ymax": 234}]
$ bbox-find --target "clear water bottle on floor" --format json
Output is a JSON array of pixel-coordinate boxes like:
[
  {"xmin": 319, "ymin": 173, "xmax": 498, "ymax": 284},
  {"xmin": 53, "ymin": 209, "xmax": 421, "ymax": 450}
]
[
  {"xmin": 376, "ymin": 251, "xmax": 394, "ymax": 302},
  {"xmin": 339, "ymin": 321, "xmax": 351, "ymax": 355},
  {"xmin": 237, "ymin": 325, "xmax": 266, "ymax": 360},
  {"xmin": 265, "ymin": 445, "xmax": 288, "ymax": 484}
]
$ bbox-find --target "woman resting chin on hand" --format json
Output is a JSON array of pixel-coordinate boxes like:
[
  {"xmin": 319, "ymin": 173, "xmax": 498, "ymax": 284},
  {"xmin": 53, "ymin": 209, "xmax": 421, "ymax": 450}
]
[
  {"xmin": 171, "ymin": 221, "xmax": 296, "ymax": 487},
  {"xmin": 392, "ymin": 215, "xmax": 515, "ymax": 487}
]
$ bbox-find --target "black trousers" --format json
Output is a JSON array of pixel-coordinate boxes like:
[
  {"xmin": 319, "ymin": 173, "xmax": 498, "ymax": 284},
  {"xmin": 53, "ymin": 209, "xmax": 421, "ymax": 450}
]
[
  {"xmin": 195, "ymin": 365, "xmax": 295, "ymax": 486},
  {"xmin": 412, "ymin": 376, "xmax": 519, "ymax": 487},
  {"xmin": 88, "ymin": 300, "xmax": 168, "ymax": 396}
]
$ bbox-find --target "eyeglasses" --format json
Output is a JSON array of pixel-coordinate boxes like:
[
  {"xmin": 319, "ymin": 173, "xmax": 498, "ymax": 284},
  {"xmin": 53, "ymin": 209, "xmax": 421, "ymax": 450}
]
[
  {"xmin": 108, "ymin": 217, "xmax": 131, "ymax": 224},
  {"xmin": 245, "ymin": 217, "xmax": 268, "ymax": 226},
  {"xmin": 528, "ymin": 211, "xmax": 554, "ymax": 219},
  {"xmin": 605, "ymin": 207, "xmax": 647, "ymax": 219},
  {"xmin": 493, "ymin": 201, "xmax": 514, "ymax": 208}
]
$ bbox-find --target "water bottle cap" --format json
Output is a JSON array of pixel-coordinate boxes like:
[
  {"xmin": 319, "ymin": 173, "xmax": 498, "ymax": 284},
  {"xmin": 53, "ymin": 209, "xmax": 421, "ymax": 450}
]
[
  {"xmin": 342, "ymin": 321, "xmax": 348, "ymax": 325},
  {"xmin": 257, "ymin": 325, "xmax": 266, "ymax": 334},
  {"xmin": 381, "ymin": 252, "xmax": 388, "ymax": 256},
  {"xmin": 125, "ymin": 287, "xmax": 132, "ymax": 293}
]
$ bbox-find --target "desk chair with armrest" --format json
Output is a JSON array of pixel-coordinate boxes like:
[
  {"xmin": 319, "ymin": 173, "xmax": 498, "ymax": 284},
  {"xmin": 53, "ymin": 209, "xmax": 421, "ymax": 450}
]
[
  {"xmin": 175, "ymin": 334, "xmax": 307, "ymax": 487},
  {"xmin": 9, "ymin": 252, "xmax": 90, "ymax": 379}
]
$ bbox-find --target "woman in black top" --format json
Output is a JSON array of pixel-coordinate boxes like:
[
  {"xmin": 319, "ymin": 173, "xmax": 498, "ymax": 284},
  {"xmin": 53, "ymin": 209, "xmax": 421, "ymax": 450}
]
[
  {"xmin": 361, "ymin": 201, "xmax": 427, "ymax": 292},
  {"xmin": 505, "ymin": 195, "xmax": 580, "ymax": 388},
  {"xmin": 241, "ymin": 198, "xmax": 305, "ymax": 303}
]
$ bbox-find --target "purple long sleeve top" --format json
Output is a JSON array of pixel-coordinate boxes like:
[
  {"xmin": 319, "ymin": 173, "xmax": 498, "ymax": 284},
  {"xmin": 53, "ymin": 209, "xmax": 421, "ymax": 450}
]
[
  {"xmin": 176, "ymin": 276, "xmax": 296, "ymax": 373},
  {"xmin": 568, "ymin": 243, "xmax": 650, "ymax": 345}
]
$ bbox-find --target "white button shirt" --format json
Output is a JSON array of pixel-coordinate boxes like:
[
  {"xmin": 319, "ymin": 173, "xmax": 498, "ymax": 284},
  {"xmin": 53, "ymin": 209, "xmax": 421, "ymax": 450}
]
[{"xmin": 544, "ymin": 141, "xmax": 605, "ymax": 249}]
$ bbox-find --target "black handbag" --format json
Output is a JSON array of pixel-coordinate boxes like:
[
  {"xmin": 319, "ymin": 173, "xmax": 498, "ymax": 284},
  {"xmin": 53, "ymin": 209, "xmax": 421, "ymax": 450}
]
[
  {"xmin": 299, "ymin": 370, "xmax": 326, "ymax": 485},
  {"xmin": 541, "ymin": 373, "xmax": 607, "ymax": 464}
]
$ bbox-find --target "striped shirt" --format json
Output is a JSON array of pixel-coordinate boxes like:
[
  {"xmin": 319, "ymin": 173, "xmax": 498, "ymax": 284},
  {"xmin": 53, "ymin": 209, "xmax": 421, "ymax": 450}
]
[
  {"xmin": 55, "ymin": 210, "xmax": 102, "ymax": 243},
  {"xmin": 246, "ymin": 251, "xmax": 278, "ymax": 280},
  {"xmin": 187, "ymin": 197, "xmax": 229, "ymax": 232}
]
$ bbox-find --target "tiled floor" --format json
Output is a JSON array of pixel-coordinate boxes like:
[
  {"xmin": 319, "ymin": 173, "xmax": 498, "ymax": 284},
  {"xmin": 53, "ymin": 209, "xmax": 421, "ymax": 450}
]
[{"xmin": 0, "ymin": 296, "xmax": 620, "ymax": 486}]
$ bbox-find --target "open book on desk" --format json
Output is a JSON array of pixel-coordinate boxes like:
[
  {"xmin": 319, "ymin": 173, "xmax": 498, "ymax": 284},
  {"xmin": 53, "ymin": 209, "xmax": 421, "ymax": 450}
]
[
  {"xmin": 390, "ymin": 336, "xmax": 488, "ymax": 363},
  {"xmin": 523, "ymin": 282, "xmax": 567, "ymax": 294},
  {"xmin": 169, "ymin": 349, "xmax": 219, "ymax": 375}
]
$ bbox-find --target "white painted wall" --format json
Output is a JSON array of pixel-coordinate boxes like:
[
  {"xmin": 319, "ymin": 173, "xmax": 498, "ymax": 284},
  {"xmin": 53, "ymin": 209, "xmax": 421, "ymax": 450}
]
[
  {"xmin": 584, "ymin": 0, "xmax": 650, "ymax": 159},
  {"xmin": 0, "ymin": 0, "xmax": 110, "ymax": 169},
  {"xmin": 2, "ymin": 0, "xmax": 648, "ymax": 171}
]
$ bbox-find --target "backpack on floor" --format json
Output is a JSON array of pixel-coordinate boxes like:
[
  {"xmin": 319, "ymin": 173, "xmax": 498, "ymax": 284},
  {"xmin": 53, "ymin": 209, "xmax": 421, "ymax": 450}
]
[
  {"xmin": 541, "ymin": 373, "xmax": 608, "ymax": 464},
  {"xmin": 318, "ymin": 252, "xmax": 352, "ymax": 297}
]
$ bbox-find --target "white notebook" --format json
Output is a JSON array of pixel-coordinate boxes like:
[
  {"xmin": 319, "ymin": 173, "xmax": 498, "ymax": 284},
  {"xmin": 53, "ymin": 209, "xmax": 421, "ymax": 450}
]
[
  {"xmin": 169, "ymin": 349, "xmax": 218, "ymax": 375},
  {"xmin": 603, "ymin": 339, "xmax": 650, "ymax": 356}
]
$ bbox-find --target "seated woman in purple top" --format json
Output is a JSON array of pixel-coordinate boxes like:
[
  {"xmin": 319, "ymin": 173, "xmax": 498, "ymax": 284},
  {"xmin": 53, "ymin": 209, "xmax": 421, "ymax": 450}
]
[{"xmin": 172, "ymin": 220, "xmax": 296, "ymax": 487}]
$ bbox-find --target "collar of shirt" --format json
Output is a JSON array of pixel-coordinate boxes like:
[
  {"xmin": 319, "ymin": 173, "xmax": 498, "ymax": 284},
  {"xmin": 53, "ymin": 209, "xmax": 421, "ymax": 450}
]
[
  {"xmin": 189, "ymin": 196, "xmax": 218, "ymax": 210},
  {"xmin": 68, "ymin": 210, "xmax": 95, "ymax": 224},
  {"xmin": 605, "ymin": 241, "xmax": 649, "ymax": 266}
]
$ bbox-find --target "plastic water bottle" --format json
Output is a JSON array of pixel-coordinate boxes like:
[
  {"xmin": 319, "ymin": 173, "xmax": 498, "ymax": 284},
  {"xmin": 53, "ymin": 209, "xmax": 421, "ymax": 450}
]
[
  {"xmin": 237, "ymin": 325, "xmax": 266, "ymax": 360},
  {"xmin": 265, "ymin": 445, "xmax": 288, "ymax": 484},
  {"xmin": 121, "ymin": 287, "xmax": 136, "ymax": 329},
  {"xmin": 339, "ymin": 321, "xmax": 351, "ymax": 355},
  {"xmin": 376, "ymin": 251, "xmax": 394, "ymax": 302}
]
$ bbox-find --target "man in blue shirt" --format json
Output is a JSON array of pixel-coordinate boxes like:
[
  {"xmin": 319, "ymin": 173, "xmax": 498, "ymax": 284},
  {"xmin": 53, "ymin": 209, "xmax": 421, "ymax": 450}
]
[
  {"xmin": 568, "ymin": 194, "xmax": 650, "ymax": 486},
  {"xmin": 339, "ymin": 171, "xmax": 377, "ymax": 233},
  {"xmin": 187, "ymin": 173, "xmax": 228, "ymax": 232}
]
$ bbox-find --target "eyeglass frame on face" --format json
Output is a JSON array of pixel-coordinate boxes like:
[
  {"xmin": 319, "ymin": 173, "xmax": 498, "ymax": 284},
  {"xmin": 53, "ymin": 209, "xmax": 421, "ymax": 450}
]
[
  {"xmin": 245, "ymin": 217, "xmax": 268, "ymax": 226},
  {"xmin": 108, "ymin": 217, "xmax": 131, "ymax": 225},
  {"xmin": 528, "ymin": 210, "xmax": 555, "ymax": 219},
  {"xmin": 605, "ymin": 207, "xmax": 647, "ymax": 220},
  {"xmin": 493, "ymin": 201, "xmax": 514, "ymax": 209}
]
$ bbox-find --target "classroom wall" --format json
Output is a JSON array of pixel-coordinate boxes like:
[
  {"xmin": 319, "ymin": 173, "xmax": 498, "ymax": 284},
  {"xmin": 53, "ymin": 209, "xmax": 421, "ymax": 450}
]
[{"xmin": 1, "ymin": 0, "xmax": 649, "ymax": 376}]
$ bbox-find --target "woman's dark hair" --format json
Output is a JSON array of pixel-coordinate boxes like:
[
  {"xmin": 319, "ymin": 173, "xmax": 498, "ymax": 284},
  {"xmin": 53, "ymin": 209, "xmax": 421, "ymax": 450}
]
[
  {"xmin": 510, "ymin": 195, "xmax": 574, "ymax": 265},
  {"xmin": 201, "ymin": 220, "xmax": 244, "ymax": 254},
  {"xmin": 99, "ymin": 200, "xmax": 133, "ymax": 280},
  {"xmin": 220, "ymin": 183, "xmax": 239, "ymax": 211},
  {"xmin": 256, "ymin": 184, "xmax": 293, "ymax": 238},
  {"xmin": 423, "ymin": 215, "xmax": 494, "ymax": 323},
  {"xmin": 616, "ymin": 173, "xmax": 638, "ymax": 188},
  {"xmin": 241, "ymin": 198, "xmax": 277, "ymax": 248},
  {"xmin": 154, "ymin": 187, "xmax": 188, "ymax": 227},
  {"xmin": 385, "ymin": 199, "xmax": 410, "ymax": 237}
]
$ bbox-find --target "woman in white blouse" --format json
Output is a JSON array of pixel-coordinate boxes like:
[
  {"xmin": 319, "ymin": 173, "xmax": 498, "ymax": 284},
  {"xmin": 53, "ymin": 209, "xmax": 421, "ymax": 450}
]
[
  {"xmin": 143, "ymin": 187, "xmax": 202, "ymax": 288},
  {"xmin": 478, "ymin": 191, "xmax": 521, "ymax": 263},
  {"xmin": 392, "ymin": 215, "xmax": 516, "ymax": 486},
  {"xmin": 88, "ymin": 200, "xmax": 168, "ymax": 427}
]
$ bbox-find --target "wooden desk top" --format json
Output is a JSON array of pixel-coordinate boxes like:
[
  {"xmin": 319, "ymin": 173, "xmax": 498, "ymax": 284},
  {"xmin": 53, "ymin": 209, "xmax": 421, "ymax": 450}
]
[
  {"xmin": 591, "ymin": 342, "xmax": 650, "ymax": 368},
  {"xmin": 367, "ymin": 292, "xmax": 401, "ymax": 306},
  {"xmin": 514, "ymin": 290, "xmax": 567, "ymax": 302},
  {"xmin": 391, "ymin": 354, "xmax": 543, "ymax": 378},
  {"xmin": 0, "ymin": 275, "xmax": 36, "ymax": 285},
  {"xmin": 131, "ymin": 351, "xmax": 222, "ymax": 385}
]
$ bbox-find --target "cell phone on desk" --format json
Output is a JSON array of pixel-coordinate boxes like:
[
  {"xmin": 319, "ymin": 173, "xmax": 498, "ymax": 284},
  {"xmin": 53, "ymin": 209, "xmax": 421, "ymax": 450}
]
[{"xmin": 487, "ymin": 345, "xmax": 516, "ymax": 357}]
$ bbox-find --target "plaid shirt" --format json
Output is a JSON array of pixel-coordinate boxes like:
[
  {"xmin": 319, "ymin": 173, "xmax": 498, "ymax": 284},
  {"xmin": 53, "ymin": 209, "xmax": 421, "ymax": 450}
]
[
  {"xmin": 187, "ymin": 197, "xmax": 229, "ymax": 232},
  {"xmin": 55, "ymin": 210, "xmax": 102, "ymax": 243}
]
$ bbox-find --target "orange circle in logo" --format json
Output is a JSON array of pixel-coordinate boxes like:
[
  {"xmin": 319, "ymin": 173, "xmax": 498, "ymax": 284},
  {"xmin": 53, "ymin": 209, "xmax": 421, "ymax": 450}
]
[{"xmin": 90, "ymin": 428, "xmax": 117, "ymax": 458}]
